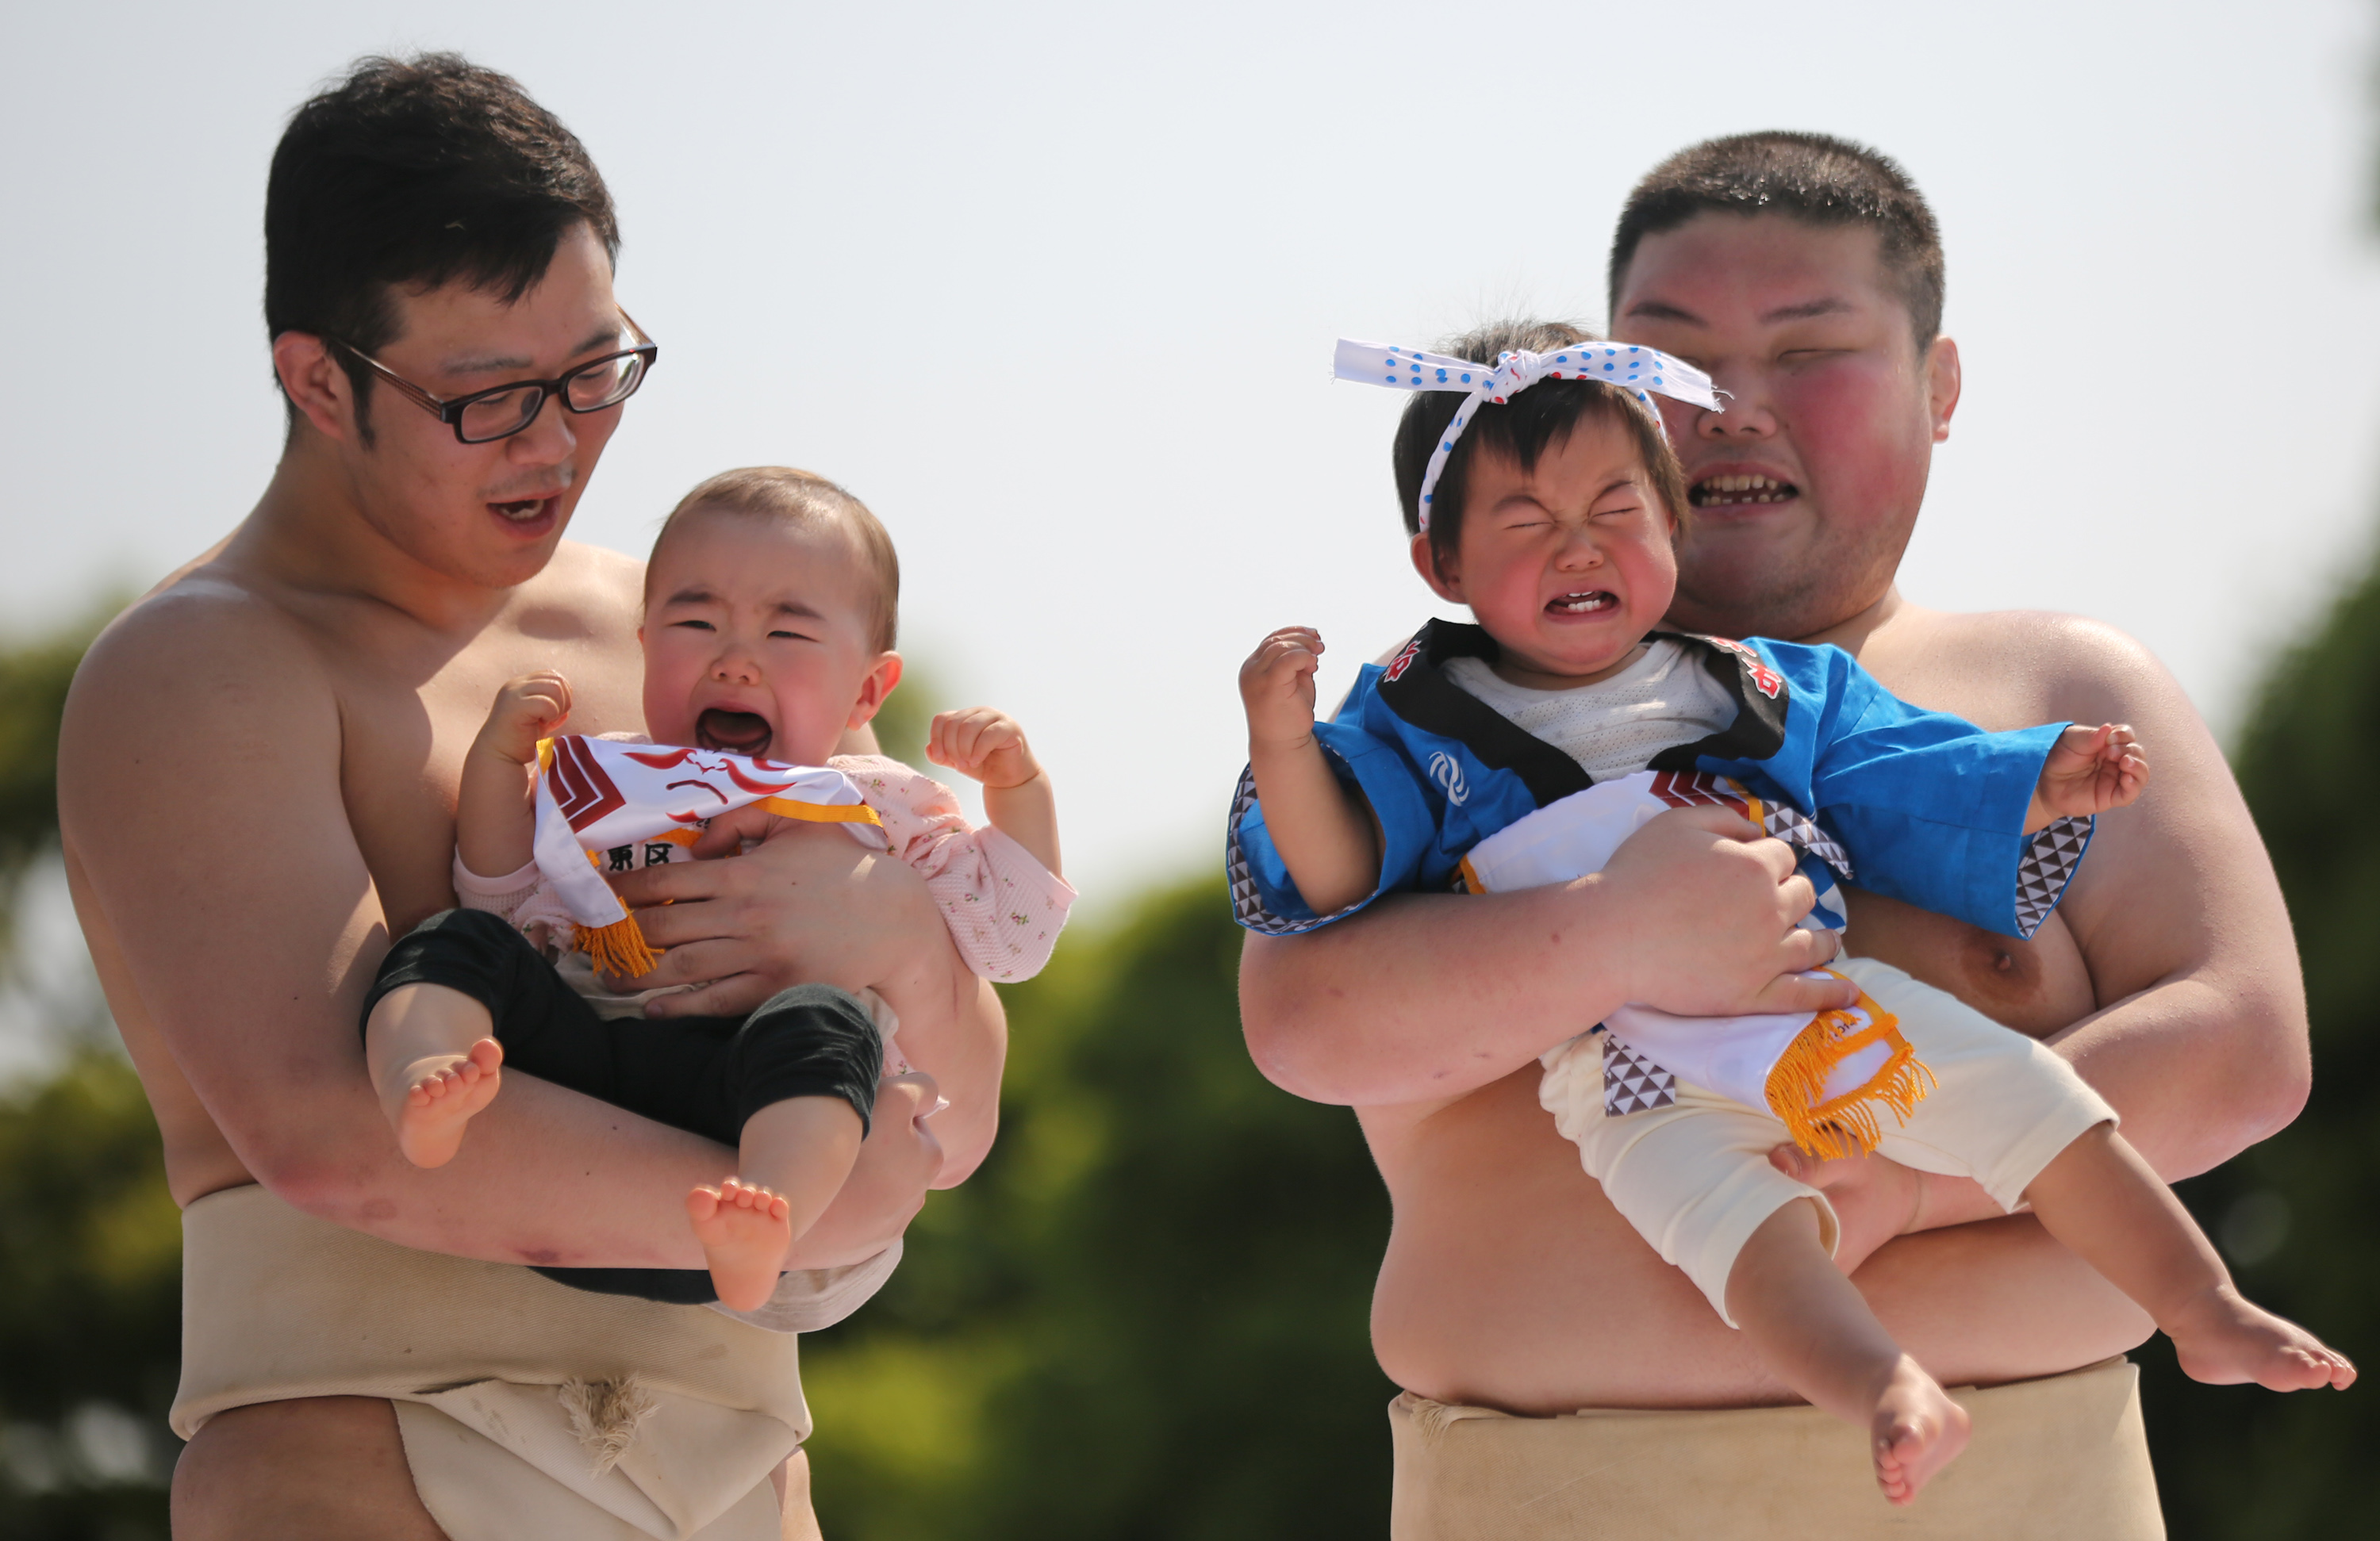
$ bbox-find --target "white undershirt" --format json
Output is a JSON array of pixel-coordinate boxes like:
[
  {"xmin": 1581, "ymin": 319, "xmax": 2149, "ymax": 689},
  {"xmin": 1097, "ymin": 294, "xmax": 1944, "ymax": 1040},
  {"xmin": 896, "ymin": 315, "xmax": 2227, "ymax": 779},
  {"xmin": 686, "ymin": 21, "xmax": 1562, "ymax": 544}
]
[{"xmin": 1444, "ymin": 639, "xmax": 1737, "ymax": 782}]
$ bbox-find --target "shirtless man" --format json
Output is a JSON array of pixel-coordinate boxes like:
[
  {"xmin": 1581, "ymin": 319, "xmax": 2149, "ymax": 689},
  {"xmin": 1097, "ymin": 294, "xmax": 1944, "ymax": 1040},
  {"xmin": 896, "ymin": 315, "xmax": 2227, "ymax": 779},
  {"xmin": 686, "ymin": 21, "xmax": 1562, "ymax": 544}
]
[
  {"xmin": 58, "ymin": 56, "xmax": 1000, "ymax": 1539},
  {"xmin": 1240, "ymin": 132, "xmax": 2307, "ymax": 1532}
]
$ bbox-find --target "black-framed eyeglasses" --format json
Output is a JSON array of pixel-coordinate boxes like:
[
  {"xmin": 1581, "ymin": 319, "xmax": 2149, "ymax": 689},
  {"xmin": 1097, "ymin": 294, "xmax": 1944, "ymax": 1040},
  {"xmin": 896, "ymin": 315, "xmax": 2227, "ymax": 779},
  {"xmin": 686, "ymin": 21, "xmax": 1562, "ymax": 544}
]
[{"xmin": 330, "ymin": 311, "xmax": 659, "ymax": 444}]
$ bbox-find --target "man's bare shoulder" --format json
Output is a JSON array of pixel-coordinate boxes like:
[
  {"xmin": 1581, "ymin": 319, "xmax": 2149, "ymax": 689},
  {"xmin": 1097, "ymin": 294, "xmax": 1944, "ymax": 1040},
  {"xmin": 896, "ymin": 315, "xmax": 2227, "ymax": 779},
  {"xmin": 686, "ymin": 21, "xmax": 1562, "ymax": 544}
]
[
  {"xmin": 69, "ymin": 564, "xmax": 338, "ymax": 736},
  {"xmin": 1871, "ymin": 605, "xmax": 2183, "ymax": 726},
  {"xmin": 59, "ymin": 564, "xmax": 347, "ymax": 868}
]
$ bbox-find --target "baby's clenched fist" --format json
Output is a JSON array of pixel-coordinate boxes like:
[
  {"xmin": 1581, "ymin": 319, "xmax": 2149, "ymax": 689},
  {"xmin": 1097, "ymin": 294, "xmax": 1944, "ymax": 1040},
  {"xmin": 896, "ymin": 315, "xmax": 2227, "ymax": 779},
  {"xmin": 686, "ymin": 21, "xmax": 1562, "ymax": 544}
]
[
  {"xmin": 1241, "ymin": 627, "xmax": 1326, "ymax": 751},
  {"xmin": 478, "ymin": 671, "xmax": 573, "ymax": 767},
  {"xmin": 927, "ymin": 707, "xmax": 1044, "ymax": 790}
]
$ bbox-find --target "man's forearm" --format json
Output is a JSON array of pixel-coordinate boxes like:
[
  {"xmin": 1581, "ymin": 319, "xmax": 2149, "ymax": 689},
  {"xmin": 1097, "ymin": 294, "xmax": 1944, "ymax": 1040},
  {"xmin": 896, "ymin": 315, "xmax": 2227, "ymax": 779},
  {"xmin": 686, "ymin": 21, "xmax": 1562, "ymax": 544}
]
[
  {"xmin": 1243, "ymin": 809, "xmax": 1856, "ymax": 1108},
  {"xmin": 265, "ymin": 1059, "xmax": 931, "ymax": 1275},
  {"xmin": 2047, "ymin": 965, "xmax": 2308, "ymax": 1179},
  {"xmin": 1242, "ymin": 886, "xmax": 1637, "ymax": 1108},
  {"xmin": 1828, "ymin": 965, "xmax": 2309, "ymax": 1252},
  {"xmin": 265, "ymin": 1073, "xmax": 757, "ymax": 1270}
]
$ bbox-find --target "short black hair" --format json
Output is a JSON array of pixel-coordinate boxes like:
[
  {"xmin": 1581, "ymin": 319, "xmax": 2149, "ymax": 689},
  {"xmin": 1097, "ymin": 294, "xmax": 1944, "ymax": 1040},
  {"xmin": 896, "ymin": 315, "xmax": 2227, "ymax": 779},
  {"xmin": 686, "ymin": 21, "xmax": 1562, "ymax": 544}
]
[
  {"xmin": 1607, "ymin": 132, "xmax": 1944, "ymax": 354},
  {"xmin": 264, "ymin": 53, "xmax": 620, "ymax": 434},
  {"xmin": 1391, "ymin": 320, "xmax": 1691, "ymax": 577}
]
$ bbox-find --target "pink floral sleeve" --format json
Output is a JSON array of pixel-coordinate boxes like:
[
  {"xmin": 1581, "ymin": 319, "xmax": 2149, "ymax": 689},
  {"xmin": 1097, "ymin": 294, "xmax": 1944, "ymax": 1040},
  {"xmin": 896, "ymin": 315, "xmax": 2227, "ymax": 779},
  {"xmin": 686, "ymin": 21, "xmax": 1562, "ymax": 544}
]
[{"xmin": 831, "ymin": 754, "xmax": 1076, "ymax": 981}]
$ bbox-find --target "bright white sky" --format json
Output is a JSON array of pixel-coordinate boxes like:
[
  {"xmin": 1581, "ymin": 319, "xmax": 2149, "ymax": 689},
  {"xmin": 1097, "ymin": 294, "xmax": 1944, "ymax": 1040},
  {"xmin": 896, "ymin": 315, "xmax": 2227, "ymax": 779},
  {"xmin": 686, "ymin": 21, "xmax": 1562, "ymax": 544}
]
[{"xmin": 6, "ymin": 0, "xmax": 2380, "ymax": 912}]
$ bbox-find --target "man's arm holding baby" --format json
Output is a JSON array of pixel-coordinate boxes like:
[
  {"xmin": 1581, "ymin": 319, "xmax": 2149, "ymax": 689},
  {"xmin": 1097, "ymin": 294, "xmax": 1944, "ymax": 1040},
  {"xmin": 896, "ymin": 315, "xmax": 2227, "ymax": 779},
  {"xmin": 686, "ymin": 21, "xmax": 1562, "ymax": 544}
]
[
  {"xmin": 1243, "ymin": 812, "xmax": 1860, "ymax": 1114},
  {"xmin": 1809, "ymin": 615, "xmax": 2309, "ymax": 1268},
  {"xmin": 2022, "ymin": 621, "xmax": 2306, "ymax": 1165},
  {"xmin": 617, "ymin": 797, "xmax": 1012, "ymax": 1198},
  {"xmin": 63, "ymin": 595, "xmax": 939, "ymax": 1271},
  {"xmin": 1238, "ymin": 625, "xmax": 1858, "ymax": 1113}
]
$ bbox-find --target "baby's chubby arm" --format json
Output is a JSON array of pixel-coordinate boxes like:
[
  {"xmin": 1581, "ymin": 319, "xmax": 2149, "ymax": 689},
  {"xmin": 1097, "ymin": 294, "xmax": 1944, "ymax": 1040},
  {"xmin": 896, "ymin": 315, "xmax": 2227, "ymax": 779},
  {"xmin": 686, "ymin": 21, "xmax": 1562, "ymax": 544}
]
[
  {"xmin": 927, "ymin": 707, "xmax": 1063, "ymax": 878},
  {"xmin": 455, "ymin": 671, "xmax": 573, "ymax": 879},
  {"xmin": 1239, "ymin": 627, "xmax": 1379, "ymax": 915},
  {"xmin": 2026, "ymin": 723, "xmax": 2149, "ymax": 832}
]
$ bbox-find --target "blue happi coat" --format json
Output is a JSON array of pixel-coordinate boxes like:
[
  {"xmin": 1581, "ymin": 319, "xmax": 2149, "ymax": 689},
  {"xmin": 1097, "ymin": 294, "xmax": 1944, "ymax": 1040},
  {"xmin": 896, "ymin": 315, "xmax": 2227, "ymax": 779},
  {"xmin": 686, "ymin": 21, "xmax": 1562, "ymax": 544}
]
[{"xmin": 1226, "ymin": 620, "xmax": 2094, "ymax": 941}]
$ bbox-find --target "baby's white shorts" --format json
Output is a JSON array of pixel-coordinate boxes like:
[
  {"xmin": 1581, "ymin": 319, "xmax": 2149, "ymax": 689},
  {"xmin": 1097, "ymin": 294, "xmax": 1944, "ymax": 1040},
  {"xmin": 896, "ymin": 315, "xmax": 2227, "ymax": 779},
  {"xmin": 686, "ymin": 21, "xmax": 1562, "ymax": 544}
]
[{"xmin": 1538, "ymin": 955, "xmax": 2116, "ymax": 1325}]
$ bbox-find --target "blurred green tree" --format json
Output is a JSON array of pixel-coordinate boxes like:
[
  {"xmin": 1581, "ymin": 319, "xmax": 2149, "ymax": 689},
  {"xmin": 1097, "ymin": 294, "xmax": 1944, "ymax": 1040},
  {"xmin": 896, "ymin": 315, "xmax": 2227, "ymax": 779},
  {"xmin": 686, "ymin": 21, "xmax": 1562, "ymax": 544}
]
[
  {"xmin": 0, "ymin": 1052, "xmax": 182, "ymax": 1538},
  {"xmin": 0, "ymin": 606, "xmax": 178, "ymax": 1539},
  {"xmin": 2135, "ymin": 558, "xmax": 2380, "ymax": 1537},
  {"xmin": 0, "ymin": 617, "xmax": 93, "ymax": 963},
  {"xmin": 800, "ymin": 877, "xmax": 1396, "ymax": 1539}
]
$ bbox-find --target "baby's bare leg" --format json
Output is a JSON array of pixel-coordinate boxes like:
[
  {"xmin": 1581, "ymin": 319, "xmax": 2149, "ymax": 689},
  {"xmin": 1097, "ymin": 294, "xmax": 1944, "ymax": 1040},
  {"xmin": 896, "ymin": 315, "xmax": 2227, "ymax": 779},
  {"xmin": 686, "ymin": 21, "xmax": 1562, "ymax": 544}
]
[
  {"xmin": 2024, "ymin": 1123, "xmax": 2355, "ymax": 1391},
  {"xmin": 1727, "ymin": 1199, "xmax": 1971, "ymax": 1506},
  {"xmin": 363, "ymin": 984, "xmax": 504, "ymax": 1169},
  {"xmin": 688, "ymin": 1098, "xmax": 866, "ymax": 1312}
]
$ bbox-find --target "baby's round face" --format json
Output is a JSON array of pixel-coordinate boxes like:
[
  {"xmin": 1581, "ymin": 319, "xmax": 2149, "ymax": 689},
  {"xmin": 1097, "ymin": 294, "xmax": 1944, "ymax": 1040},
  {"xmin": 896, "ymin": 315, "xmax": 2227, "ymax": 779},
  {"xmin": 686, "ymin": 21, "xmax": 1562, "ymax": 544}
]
[
  {"xmin": 1429, "ymin": 414, "xmax": 1681, "ymax": 688},
  {"xmin": 639, "ymin": 505, "xmax": 891, "ymax": 766}
]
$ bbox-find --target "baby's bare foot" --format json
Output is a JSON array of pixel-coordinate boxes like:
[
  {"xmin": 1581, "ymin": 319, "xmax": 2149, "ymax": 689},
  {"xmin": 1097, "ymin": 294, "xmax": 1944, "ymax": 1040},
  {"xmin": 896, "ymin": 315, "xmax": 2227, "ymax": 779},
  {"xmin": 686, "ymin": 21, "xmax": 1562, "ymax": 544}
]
[
  {"xmin": 2169, "ymin": 1286, "xmax": 2357, "ymax": 1391},
  {"xmin": 1871, "ymin": 1355, "xmax": 1970, "ymax": 1507},
  {"xmin": 687, "ymin": 1177, "xmax": 793, "ymax": 1312},
  {"xmin": 392, "ymin": 1038, "xmax": 504, "ymax": 1168}
]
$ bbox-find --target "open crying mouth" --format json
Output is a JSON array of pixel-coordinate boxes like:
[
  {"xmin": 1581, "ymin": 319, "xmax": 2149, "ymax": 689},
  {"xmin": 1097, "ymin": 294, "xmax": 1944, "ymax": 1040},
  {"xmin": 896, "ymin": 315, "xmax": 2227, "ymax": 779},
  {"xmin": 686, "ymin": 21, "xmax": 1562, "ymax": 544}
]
[
  {"xmin": 695, "ymin": 709, "xmax": 774, "ymax": 757},
  {"xmin": 1547, "ymin": 590, "xmax": 1616, "ymax": 615}
]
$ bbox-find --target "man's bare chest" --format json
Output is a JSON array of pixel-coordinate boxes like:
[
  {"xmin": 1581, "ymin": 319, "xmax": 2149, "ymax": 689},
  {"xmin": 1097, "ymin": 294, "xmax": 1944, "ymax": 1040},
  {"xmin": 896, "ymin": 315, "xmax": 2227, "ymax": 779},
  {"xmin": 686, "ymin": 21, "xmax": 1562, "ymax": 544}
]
[
  {"xmin": 1841, "ymin": 638, "xmax": 2099, "ymax": 1033},
  {"xmin": 332, "ymin": 628, "xmax": 648, "ymax": 933},
  {"xmin": 1840, "ymin": 890, "xmax": 2094, "ymax": 1037}
]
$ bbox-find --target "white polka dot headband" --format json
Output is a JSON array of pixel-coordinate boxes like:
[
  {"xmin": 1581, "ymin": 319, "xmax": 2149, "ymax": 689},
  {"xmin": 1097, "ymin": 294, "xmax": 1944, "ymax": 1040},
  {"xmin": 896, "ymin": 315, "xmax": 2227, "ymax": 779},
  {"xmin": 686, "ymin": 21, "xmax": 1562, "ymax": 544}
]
[{"xmin": 1333, "ymin": 338, "xmax": 1722, "ymax": 532}]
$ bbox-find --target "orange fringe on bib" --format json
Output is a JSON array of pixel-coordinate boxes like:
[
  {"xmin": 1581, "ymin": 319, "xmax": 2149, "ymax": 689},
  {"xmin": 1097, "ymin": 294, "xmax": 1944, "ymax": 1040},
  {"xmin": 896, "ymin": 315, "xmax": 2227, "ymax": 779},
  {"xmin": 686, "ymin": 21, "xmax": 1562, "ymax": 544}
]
[
  {"xmin": 575, "ymin": 913, "xmax": 660, "ymax": 982},
  {"xmin": 1763, "ymin": 985, "xmax": 1937, "ymax": 1160}
]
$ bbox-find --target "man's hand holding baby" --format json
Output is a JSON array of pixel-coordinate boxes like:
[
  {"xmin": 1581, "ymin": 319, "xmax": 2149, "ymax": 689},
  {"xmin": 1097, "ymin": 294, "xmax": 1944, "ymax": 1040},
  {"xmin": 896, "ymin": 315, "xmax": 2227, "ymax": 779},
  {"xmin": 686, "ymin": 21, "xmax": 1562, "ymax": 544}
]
[
  {"xmin": 613, "ymin": 815, "xmax": 947, "ymax": 1015},
  {"xmin": 2027, "ymin": 723, "xmax": 2148, "ymax": 831},
  {"xmin": 1599, "ymin": 807, "xmax": 1860, "ymax": 1020}
]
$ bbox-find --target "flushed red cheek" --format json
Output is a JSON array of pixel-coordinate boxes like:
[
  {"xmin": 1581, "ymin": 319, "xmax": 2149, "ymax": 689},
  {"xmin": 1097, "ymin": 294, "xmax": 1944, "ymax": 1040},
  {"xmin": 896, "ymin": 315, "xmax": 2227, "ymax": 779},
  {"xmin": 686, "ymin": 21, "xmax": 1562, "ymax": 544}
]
[{"xmin": 1775, "ymin": 368, "xmax": 1927, "ymax": 520}]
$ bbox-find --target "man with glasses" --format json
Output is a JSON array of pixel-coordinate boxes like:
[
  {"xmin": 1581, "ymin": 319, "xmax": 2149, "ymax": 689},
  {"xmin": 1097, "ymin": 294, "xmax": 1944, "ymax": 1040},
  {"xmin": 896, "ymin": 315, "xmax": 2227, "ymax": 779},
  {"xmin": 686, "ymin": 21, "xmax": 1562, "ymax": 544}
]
[
  {"xmin": 59, "ymin": 54, "xmax": 993, "ymax": 1539},
  {"xmin": 325, "ymin": 313, "xmax": 657, "ymax": 448}
]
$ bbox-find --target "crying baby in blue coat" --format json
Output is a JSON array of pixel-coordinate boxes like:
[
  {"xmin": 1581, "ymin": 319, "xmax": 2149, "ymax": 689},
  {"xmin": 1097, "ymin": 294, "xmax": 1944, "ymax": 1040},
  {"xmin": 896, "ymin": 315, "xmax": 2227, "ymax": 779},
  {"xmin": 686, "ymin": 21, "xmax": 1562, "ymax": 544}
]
[{"xmin": 1229, "ymin": 322, "xmax": 2352, "ymax": 1505}]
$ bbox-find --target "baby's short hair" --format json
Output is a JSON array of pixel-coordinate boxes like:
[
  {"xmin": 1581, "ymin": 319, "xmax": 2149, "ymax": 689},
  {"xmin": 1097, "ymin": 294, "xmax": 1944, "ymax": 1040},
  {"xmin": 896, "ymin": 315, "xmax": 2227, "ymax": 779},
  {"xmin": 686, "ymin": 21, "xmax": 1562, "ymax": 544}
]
[
  {"xmin": 651, "ymin": 466, "xmax": 900, "ymax": 653},
  {"xmin": 1392, "ymin": 320, "xmax": 1691, "ymax": 577}
]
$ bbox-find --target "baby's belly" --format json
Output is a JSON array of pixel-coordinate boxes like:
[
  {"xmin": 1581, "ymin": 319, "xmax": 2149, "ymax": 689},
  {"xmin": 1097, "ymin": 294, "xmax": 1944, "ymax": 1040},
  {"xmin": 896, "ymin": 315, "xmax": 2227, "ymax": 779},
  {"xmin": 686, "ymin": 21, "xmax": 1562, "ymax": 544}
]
[{"xmin": 1838, "ymin": 889, "xmax": 2097, "ymax": 1038}]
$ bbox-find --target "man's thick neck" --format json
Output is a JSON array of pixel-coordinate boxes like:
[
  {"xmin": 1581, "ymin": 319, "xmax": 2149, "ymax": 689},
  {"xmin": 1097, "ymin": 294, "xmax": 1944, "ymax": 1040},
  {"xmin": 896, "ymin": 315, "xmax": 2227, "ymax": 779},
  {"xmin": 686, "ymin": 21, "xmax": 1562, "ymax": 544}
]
[
  {"xmin": 1795, "ymin": 585, "xmax": 1908, "ymax": 657},
  {"xmin": 232, "ymin": 430, "xmax": 520, "ymax": 635}
]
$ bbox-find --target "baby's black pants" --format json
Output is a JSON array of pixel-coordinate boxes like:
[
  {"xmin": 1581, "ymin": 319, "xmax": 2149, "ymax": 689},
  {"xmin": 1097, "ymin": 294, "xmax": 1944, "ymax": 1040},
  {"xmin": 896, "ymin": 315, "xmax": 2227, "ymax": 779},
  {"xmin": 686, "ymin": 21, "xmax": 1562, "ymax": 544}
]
[{"xmin": 363, "ymin": 907, "xmax": 884, "ymax": 1305}]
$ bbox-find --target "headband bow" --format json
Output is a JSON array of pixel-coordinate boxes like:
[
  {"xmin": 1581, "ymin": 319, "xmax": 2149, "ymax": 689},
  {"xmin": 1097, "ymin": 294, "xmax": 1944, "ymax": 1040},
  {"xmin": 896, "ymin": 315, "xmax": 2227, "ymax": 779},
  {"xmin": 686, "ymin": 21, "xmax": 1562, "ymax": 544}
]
[{"xmin": 1333, "ymin": 338, "xmax": 1722, "ymax": 532}]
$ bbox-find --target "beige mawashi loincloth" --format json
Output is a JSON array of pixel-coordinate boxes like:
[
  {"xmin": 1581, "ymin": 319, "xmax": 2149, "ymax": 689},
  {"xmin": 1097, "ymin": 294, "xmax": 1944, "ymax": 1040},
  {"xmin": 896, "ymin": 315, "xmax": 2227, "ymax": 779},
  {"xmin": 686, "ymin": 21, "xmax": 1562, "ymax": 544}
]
[
  {"xmin": 171, "ymin": 1183, "xmax": 887, "ymax": 1541},
  {"xmin": 1388, "ymin": 1356, "xmax": 2163, "ymax": 1539}
]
